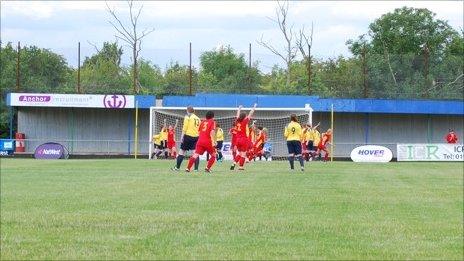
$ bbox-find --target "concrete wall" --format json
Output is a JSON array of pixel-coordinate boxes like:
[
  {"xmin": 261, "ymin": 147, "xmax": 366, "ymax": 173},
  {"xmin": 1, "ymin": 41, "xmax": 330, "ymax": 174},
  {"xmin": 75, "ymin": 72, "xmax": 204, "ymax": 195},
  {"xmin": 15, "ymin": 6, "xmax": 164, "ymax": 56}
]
[{"xmin": 17, "ymin": 107, "xmax": 463, "ymax": 157}]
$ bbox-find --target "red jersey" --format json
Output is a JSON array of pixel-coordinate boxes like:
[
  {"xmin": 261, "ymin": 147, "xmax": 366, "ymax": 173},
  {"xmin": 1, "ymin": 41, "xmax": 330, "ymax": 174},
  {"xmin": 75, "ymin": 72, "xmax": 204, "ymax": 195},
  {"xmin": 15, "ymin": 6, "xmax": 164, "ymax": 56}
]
[
  {"xmin": 167, "ymin": 129, "xmax": 175, "ymax": 142},
  {"xmin": 446, "ymin": 133, "xmax": 458, "ymax": 144},
  {"xmin": 198, "ymin": 118, "xmax": 216, "ymax": 143},
  {"xmin": 235, "ymin": 117, "xmax": 250, "ymax": 139},
  {"xmin": 254, "ymin": 132, "xmax": 266, "ymax": 148}
]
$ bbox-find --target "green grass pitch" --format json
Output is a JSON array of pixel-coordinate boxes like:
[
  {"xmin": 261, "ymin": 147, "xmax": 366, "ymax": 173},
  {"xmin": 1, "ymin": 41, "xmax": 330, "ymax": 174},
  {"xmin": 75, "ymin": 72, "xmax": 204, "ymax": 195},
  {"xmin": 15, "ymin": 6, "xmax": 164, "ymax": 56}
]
[{"xmin": 1, "ymin": 158, "xmax": 463, "ymax": 260}]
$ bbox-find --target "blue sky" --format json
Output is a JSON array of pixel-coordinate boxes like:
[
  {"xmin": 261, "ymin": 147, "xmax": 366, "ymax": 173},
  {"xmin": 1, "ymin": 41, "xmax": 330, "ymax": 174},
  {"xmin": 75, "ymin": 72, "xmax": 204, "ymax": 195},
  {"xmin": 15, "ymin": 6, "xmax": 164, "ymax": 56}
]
[{"xmin": 1, "ymin": 1, "xmax": 462, "ymax": 73}]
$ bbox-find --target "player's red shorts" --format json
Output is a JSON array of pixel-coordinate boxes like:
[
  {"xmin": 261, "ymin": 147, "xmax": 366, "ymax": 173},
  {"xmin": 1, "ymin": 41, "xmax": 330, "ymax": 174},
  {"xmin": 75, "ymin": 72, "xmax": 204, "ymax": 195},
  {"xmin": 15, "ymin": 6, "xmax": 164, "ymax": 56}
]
[
  {"xmin": 195, "ymin": 141, "xmax": 216, "ymax": 155},
  {"xmin": 318, "ymin": 143, "xmax": 326, "ymax": 150},
  {"xmin": 236, "ymin": 137, "xmax": 249, "ymax": 152}
]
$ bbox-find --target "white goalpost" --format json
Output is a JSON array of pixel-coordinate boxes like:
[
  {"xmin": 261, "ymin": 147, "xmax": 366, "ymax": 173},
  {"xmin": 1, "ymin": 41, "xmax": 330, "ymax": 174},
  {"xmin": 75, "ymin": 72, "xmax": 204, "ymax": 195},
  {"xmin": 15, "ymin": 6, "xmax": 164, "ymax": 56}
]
[{"xmin": 149, "ymin": 105, "xmax": 313, "ymax": 160}]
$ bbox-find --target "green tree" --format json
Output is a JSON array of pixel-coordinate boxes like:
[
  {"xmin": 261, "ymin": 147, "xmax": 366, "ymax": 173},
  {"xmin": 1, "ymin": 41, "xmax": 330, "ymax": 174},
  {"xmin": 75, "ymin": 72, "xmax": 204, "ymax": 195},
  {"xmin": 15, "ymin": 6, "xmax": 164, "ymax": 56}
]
[
  {"xmin": 198, "ymin": 46, "xmax": 261, "ymax": 93},
  {"xmin": 163, "ymin": 62, "xmax": 198, "ymax": 95},
  {"xmin": 135, "ymin": 59, "xmax": 165, "ymax": 95},
  {"xmin": 80, "ymin": 42, "xmax": 129, "ymax": 94},
  {"xmin": 347, "ymin": 7, "xmax": 463, "ymax": 99}
]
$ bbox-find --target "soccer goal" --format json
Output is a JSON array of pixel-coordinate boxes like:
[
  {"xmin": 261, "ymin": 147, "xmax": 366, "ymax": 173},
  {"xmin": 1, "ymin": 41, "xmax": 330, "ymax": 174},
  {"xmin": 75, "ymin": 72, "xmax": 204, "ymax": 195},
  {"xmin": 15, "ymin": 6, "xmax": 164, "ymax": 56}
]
[{"xmin": 148, "ymin": 105, "xmax": 313, "ymax": 160}]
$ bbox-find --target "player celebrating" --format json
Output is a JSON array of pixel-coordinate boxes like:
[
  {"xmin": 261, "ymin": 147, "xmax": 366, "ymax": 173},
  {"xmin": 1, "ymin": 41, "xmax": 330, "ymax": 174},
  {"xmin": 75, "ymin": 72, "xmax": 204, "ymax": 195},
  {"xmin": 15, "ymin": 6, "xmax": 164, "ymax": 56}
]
[
  {"xmin": 186, "ymin": 111, "xmax": 217, "ymax": 173},
  {"xmin": 230, "ymin": 103, "xmax": 257, "ymax": 171},
  {"xmin": 284, "ymin": 114, "xmax": 305, "ymax": 171},
  {"xmin": 315, "ymin": 128, "xmax": 333, "ymax": 162},
  {"xmin": 152, "ymin": 133, "xmax": 163, "ymax": 159},
  {"xmin": 167, "ymin": 119, "xmax": 179, "ymax": 158},
  {"xmin": 172, "ymin": 106, "xmax": 200, "ymax": 171},
  {"xmin": 160, "ymin": 119, "xmax": 169, "ymax": 159}
]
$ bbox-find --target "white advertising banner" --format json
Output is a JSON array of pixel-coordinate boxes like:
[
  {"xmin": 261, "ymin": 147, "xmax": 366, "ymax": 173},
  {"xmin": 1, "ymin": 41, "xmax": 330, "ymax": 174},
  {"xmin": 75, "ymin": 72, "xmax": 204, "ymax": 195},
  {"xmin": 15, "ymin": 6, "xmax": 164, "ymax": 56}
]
[
  {"xmin": 350, "ymin": 145, "xmax": 393, "ymax": 163},
  {"xmin": 9, "ymin": 93, "xmax": 134, "ymax": 109},
  {"xmin": 397, "ymin": 143, "xmax": 464, "ymax": 161}
]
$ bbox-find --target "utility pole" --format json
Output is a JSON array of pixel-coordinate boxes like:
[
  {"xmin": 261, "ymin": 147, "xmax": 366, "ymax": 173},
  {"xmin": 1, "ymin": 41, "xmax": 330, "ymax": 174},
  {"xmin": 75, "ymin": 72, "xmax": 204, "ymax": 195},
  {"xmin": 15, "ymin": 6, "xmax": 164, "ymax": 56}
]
[
  {"xmin": 77, "ymin": 42, "xmax": 81, "ymax": 93},
  {"xmin": 249, "ymin": 43, "xmax": 252, "ymax": 93},
  {"xmin": 16, "ymin": 41, "xmax": 21, "ymax": 91},
  {"xmin": 362, "ymin": 44, "xmax": 368, "ymax": 98},
  {"xmin": 189, "ymin": 42, "xmax": 192, "ymax": 95}
]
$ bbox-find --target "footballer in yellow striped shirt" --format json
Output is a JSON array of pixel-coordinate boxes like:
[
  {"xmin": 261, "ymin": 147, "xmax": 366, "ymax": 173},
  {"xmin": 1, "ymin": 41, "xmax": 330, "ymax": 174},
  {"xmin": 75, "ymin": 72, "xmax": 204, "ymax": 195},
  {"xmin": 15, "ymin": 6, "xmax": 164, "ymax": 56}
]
[
  {"xmin": 172, "ymin": 106, "xmax": 201, "ymax": 171},
  {"xmin": 284, "ymin": 114, "xmax": 305, "ymax": 171}
]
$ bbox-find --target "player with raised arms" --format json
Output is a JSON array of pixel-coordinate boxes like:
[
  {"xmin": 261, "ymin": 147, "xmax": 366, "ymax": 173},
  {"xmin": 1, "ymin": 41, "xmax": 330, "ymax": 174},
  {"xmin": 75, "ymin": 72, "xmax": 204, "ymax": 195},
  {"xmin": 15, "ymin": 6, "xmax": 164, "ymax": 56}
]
[
  {"xmin": 185, "ymin": 111, "xmax": 217, "ymax": 173},
  {"xmin": 230, "ymin": 103, "xmax": 257, "ymax": 171},
  {"xmin": 284, "ymin": 114, "xmax": 305, "ymax": 171},
  {"xmin": 315, "ymin": 128, "xmax": 332, "ymax": 162},
  {"xmin": 172, "ymin": 106, "xmax": 200, "ymax": 171},
  {"xmin": 229, "ymin": 122, "xmax": 238, "ymax": 160},
  {"xmin": 166, "ymin": 119, "xmax": 179, "ymax": 158}
]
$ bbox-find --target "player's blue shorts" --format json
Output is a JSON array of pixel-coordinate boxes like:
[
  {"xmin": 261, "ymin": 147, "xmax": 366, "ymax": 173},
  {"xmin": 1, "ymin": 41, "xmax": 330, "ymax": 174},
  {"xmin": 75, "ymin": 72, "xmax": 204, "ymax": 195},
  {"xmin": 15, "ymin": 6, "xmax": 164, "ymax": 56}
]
[
  {"xmin": 180, "ymin": 135, "xmax": 198, "ymax": 151},
  {"xmin": 216, "ymin": 141, "xmax": 223, "ymax": 150},
  {"xmin": 287, "ymin": 140, "xmax": 302, "ymax": 155}
]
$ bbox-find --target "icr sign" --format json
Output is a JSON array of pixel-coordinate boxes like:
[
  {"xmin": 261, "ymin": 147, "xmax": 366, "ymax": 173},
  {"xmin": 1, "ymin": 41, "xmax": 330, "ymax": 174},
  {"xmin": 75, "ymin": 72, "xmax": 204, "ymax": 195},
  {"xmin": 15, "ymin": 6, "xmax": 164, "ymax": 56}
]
[{"xmin": 397, "ymin": 144, "xmax": 464, "ymax": 161}]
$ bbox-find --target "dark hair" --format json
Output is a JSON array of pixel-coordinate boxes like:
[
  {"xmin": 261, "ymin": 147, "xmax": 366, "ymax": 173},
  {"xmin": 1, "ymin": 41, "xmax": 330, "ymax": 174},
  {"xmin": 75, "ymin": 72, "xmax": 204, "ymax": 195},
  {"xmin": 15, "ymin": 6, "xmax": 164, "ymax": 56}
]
[
  {"xmin": 257, "ymin": 126, "xmax": 263, "ymax": 130},
  {"xmin": 187, "ymin": 106, "xmax": 194, "ymax": 113},
  {"xmin": 216, "ymin": 123, "xmax": 221, "ymax": 128},
  {"xmin": 205, "ymin": 110, "xmax": 214, "ymax": 119},
  {"xmin": 238, "ymin": 112, "xmax": 246, "ymax": 122},
  {"xmin": 290, "ymin": 114, "xmax": 298, "ymax": 123}
]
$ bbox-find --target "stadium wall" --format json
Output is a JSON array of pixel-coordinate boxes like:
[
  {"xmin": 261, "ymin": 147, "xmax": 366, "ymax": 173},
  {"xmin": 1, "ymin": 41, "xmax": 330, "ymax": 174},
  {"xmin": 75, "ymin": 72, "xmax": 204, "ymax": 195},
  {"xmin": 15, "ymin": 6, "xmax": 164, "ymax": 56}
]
[{"xmin": 9, "ymin": 93, "xmax": 463, "ymax": 157}]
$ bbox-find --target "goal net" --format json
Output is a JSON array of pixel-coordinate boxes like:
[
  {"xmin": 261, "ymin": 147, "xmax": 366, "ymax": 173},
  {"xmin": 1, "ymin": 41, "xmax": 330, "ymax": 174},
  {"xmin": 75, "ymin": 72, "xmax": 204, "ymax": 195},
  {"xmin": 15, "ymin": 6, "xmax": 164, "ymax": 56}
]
[{"xmin": 149, "ymin": 106, "xmax": 313, "ymax": 160}]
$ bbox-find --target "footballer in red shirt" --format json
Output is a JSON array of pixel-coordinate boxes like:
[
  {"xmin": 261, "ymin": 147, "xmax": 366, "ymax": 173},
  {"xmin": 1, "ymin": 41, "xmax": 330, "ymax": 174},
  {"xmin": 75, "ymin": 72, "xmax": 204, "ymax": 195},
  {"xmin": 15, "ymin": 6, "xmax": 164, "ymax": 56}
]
[
  {"xmin": 229, "ymin": 124, "xmax": 238, "ymax": 159},
  {"xmin": 315, "ymin": 129, "xmax": 332, "ymax": 162},
  {"xmin": 186, "ymin": 111, "xmax": 217, "ymax": 172},
  {"xmin": 166, "ymin": 119, "xmax": 179, "ymax": 158},
  {"xmin": 230, "ymin": 103, "xmax": 257, "ymax": 170}
]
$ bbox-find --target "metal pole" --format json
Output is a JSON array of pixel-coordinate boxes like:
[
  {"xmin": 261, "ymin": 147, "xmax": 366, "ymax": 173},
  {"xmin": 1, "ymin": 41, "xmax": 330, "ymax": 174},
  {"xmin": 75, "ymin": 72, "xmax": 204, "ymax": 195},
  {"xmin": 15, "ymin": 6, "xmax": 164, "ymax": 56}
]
[
  {"xmin": 9, "ymin": 106, "xmax": 14, "ymax": 139},
  {"xmin": 16, "ymin": 41, "xmax": 20, "ymax": 91},
  {"xmin": 77, "ymin": 42, "xmax": 81, "ymax": 93},
  {"xmin": 134, "ymin": 101, "xmax": 139, "ymax": 159},
  {"xmin": 249, "ymin": 43, "xmax": 252, "ymax": 93},
  {"xmin": 189, "ymin": 42, "xmax": 192, "ymax": 95},
  {"xmin": 330, "ymin": 104, "xmax": 334, "ymax": 162}
]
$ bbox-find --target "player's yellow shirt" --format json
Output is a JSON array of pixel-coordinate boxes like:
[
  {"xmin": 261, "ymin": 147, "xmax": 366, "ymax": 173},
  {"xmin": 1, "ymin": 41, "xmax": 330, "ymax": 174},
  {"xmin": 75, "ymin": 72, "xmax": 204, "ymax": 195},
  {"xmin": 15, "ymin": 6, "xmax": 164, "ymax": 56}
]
[
  {"xmin": 216, "ymin": 127, "xmax": 224, "ymax": 141},
  {"xmin": 284, "ymin": 121, "xmax": 303, "ymax": 141},
  {"xmin": 160, "ymin": 128, "xmax": 168, "ymax": 141},
  {"xmin": 313, "ymin": 130, "xmax": 321, "ymax": 144},
  {"xmin": 152, "ymin": 134, "xmax": 161, "ymax": 145},
  {"xmin": 182, "ymin": 113, "xmax": 200, "ymax": 137}
]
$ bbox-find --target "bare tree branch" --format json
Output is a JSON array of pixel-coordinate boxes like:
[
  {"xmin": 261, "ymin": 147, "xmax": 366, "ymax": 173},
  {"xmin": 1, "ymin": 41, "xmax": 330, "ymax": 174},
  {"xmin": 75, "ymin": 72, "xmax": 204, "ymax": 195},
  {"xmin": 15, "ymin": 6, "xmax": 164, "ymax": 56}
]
[
  {"xmin": 105, "ymin": 0, "xmax": 154, "ymax": 94},
  {"xmin": 87, "ymin": 41, "xmax": 100, "ymax": 53}
]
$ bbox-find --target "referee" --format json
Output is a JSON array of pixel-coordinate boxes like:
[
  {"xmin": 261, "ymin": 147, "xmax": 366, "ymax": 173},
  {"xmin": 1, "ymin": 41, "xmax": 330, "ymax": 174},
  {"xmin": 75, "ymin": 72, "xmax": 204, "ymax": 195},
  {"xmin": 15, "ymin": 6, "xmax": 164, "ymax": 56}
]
[{"xmin": 172, "ymin": 106, "xmax": 200, "ymax": 171}]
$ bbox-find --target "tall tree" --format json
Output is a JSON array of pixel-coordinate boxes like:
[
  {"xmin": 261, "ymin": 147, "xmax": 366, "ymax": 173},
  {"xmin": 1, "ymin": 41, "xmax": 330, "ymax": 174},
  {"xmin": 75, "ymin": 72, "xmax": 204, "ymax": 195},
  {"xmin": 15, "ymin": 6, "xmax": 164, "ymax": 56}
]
[
  {"xmin": 80, "ymin": 42, "xmax": 129, "ymax": 94},
  {"xmin": 347, "ymin": 6, "xmax": 462, "ymax": 98},
  {"xmin": 199, "ymin": 46, "xmax": 260, "ymax": 93},
  {"xmin": 257, "ymin": 0, "xmax": 297, "ymax": 89},
  {"xmin": 296, "ymin": 22, "xmax": 314, "ymax": 94},
  {"xmin": 106, "ymin": 0, "xmax": 154, "ymax": 94}
]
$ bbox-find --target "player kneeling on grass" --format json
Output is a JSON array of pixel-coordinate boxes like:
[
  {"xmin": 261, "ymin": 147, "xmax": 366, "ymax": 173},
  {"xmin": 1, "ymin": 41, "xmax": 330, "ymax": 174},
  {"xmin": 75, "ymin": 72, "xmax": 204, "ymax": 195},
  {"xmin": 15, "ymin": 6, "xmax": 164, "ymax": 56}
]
[
  {"xmin": 230, "ymin": 103, "xmax": 257, "ymax": 171},
  {"xmin": 284, "ymin": 114, "xmax": 305, "ymax": 171},
  {"xmin": 186, "ymin": 111, "xmax": 217, "ymax": 173}
]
